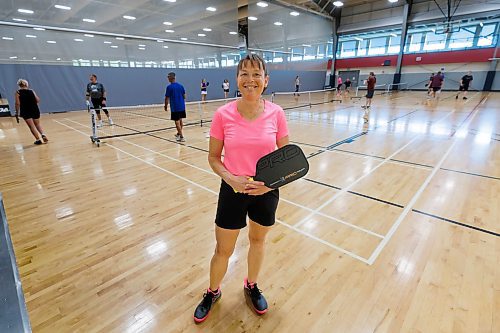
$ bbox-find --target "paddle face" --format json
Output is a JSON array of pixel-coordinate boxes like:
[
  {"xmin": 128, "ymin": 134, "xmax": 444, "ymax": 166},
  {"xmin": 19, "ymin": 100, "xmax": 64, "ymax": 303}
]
[{"xmin": 254, "ymin": 144, "xmax": 309, "ymax": 189}]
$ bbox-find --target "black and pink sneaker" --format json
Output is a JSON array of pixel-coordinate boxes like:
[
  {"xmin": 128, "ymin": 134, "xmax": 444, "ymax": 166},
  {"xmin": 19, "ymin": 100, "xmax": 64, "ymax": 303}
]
[
  {"xmin": 244, "ymin": 278, "xmax": 268, "ymax": 315},
  {"xmin": 193, "ymin": 288, "xmax": 221, "ymax": 323}
]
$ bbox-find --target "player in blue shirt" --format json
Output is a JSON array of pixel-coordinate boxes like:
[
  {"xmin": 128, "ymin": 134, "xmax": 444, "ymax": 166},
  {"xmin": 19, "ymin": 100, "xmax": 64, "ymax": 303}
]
[{"xmin": 164, "ymin": 72, "xmax": 187, "ymax": 142}]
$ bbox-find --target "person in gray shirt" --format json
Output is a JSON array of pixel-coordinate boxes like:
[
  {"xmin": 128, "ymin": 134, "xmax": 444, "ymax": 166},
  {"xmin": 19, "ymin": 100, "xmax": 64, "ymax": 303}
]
[{"xmin": 86, "ymin": 74, "xmax": 113, "ymax": 127}]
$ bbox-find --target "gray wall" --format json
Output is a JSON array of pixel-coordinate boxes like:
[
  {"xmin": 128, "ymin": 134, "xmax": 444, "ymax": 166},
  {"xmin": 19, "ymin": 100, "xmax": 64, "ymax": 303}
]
[
  {"xmin": 0, "ymin": 64, "xmax": 326, "ymax": 113},
  {"xmin": 401, "ymin": 71, "xmax": 489, "ymax": 91}
]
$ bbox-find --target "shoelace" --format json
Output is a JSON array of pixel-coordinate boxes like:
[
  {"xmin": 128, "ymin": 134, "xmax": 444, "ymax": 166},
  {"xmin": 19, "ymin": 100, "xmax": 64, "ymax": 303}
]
[
  {"xmin": 201, "ymin": 291, "xmax": 217, "ymax": 308},
  {"xmin": 248, "ymin": 283, "xmax": 263, "ymax": 298}
]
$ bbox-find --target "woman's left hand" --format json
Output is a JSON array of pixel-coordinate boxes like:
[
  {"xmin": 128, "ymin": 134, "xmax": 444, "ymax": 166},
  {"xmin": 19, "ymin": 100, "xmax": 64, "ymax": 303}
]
[{"xmin": 243, "ymin": 179, "xmax": 272, "ymax": 196}]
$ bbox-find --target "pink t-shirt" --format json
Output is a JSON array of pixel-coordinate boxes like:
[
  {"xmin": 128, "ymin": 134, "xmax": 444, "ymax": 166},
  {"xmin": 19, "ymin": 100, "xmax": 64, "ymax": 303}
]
[{"xmin": 210, "ymin": 100, "xmax": 289, "ymax": 177}]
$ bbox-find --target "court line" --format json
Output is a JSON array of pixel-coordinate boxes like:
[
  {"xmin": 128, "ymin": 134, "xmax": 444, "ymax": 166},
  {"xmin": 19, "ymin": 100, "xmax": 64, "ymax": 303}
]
[
  {"xmin": 412, "ymin": 210, "xmax": 499, "ymax": 237},
  {"xmin": 54, "ymin": 119, "xmax": 371, "ymax": 264},
  {"xmin": 64, "ymin": 119, "xmax": 385, "ymax": 238},
  {"xmin": 293, "ymin": 103, "xmax": 463, "ymax": 230},
  {"xmin": 367, "ymin": 95, "xmax": 489, "ymax": 265},
  {"xmin": 439, "ymin": 168, "xmax": 500, "ymax": 181}
]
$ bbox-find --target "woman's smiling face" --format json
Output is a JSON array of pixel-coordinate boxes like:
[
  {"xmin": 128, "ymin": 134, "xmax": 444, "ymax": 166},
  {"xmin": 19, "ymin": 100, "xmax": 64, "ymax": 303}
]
[{"xmin": 237, "ymin": 61, "xmax": 268, "ymax": 100}]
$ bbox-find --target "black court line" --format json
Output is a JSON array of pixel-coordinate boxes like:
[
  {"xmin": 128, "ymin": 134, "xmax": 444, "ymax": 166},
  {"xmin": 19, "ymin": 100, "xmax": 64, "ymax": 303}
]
[
  {"xmin": 304, "ymin": 177, "xmax": 498, "ymax": 237},
  {"xmin": 389, "ymin": 158, "xmax": 433, "ymax": 169},
  {"xmin": 303, "ymin": 178, "xmax": 403, "ymax": 208},
  {"xmin": 303, "ymin": 178, "xmax": 342, "ymax": 190},
  {"xmin": 347, "ymin": 190, "xmax": 404, "ymax": 208},
  {"xmin": 332, "ymin": 148, "xmax": 386, "ymax": 160},
  {"xmin": 412, "ymin": 209, "xmax": 500, "ymax": 237},
  {"xmin": 124, "ymin": 110, "xmax": 171, "ymax": 121},
  {"xmin": 440, "ymin": 168, "xmax": 500, "ymax": 181}
]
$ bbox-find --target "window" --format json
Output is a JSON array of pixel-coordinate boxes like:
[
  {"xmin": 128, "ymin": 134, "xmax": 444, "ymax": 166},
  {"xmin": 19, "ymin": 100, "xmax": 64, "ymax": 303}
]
[
  {"xmin": 341, "ymin": 41, "xmax": 356, "ymax": 58},
  {"xmin": 388, "ymin": 35, "xmax": 400, "ymax": 54},
  {"xmin": 478, "ymin": 24, "xmax": 496, "ymax": 47},
  {"xmin": 423, "ymin": 31, "xmax": 446, "ymax": 51},
  {"xmin": 357, "ymin": 39, "xmax": 367, "ymax": 56},
  {"xmin": 304, "ymin": 46, "xmax": 316, "ymax": 60},
  {"xmin": 408, "ymin": 33, "xmax": 423, "ymax": 52},
  {"xmin": 291, "ymin": 47, "xmax": 303, "ymax": 61},
  {"xmin": 368, "ymin": 37, "xmax": 387, "ymax": 55},
  {"xmin": 449, "ymin": 27, "xmax": 475, "ymax": 49},
  {"xmin": 317, "ymin": 44, "xmax": 326, "ymax": 58}
]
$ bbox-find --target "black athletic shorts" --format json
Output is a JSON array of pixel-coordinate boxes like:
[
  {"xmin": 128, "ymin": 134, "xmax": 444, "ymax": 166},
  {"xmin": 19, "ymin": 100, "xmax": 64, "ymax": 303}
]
[
  {"xmin": 337, "ymin": 84, "xmax": 343, "ymax": 90},
  {"xmin": 224, "ymin": 89, "xmax": 230, "ymax": 93},
  {"xmin": 91, "ymin": 98, "xmax": 109, "ymax": 114},
  {"xmin": 171, "ymin": 111, "xmax": 186, "ymax": 121},
  {"xmin": 215, "ymin": 180, "xmax": 279, "ymax": 230},
  {"xmin": 459, "ymin": 85, "xmax": 469, "ymax": 91},
  {"xmin": 366, "ymin": 89, "xmax": 375, "ymax": 98},
  {"xmin": 432, "ymin": 87, "xmax": 441, "ymax": 92},
  {"xmin": 20, "ymin": 108, "xmax": 40, "ymax": 120}
]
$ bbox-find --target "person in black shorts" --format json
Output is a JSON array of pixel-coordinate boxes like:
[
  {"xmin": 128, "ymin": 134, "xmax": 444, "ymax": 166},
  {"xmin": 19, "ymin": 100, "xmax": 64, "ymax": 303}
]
[
  {"xmin": 294, "ymin": 75, "xmax": 300, "ymax": 96},
  {"xmin": 222, "ymin": 79, "xmax": 230, "ymax": 99},
  {"xmin": 362, "ymin": 72, "xmax": 376, "ymax": 122},
  {"xmin": 164, "ymin": 72, "xmax": 187, "ymax": 142},
  {"xmin": 456, "ymin": 71, "xmax": 473, "ymax": 100},
  {"xmin": 344, "ymin": 78, "xmax": 352, "ymax": 95},
  {"xmin": 86, "ymin": 74, "xmax": 113, "ymax": 127},
  {"xmin": 14, "ymin": 79, "xmax": 48, "ymax": 145},
  {"xmin": 193, "ymin": 54, "xmax": 289, "ymax": 323}
]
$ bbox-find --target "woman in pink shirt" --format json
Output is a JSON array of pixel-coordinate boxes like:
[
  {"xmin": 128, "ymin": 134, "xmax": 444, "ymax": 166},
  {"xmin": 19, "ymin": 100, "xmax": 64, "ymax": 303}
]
[{"xmin": 194, "ymin": 54, "xmax": 289, "ymax": 323}]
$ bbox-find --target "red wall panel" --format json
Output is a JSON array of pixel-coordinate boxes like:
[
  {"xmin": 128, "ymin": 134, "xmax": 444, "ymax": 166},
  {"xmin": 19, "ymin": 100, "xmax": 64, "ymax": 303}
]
[{"xmin": 336, "ymin": 48, "xmax": 495, "ymax": 69}]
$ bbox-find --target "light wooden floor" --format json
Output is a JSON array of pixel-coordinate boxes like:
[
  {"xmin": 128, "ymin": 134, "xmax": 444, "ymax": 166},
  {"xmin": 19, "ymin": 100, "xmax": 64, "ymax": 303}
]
[{"xmin": 0, "ymin": 91, "xmax": 498, "ymax": 333}]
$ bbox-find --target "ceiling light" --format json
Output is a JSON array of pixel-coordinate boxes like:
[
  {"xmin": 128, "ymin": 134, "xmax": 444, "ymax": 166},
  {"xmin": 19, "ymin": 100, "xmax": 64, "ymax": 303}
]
[
  {"xmin": 56, "ymin": 58, "xmax": 61, "ymax": 60},
  {"xmin": 248, "ymin": 16, "xmax": 258, "ymax": 21},
  {"xmin": 163, "ymin": 0, "xmax": 176, "ymax": 2},
  {"xmin": 115, "ymin": 37, "xmax": 124, "ymax": 40},
  {"xmin": 388, "ymin": 0, "xmax": 398, "ymax": 3},
  {"xmin": 82, "ymin": 18, "xmax": 96, "ymax": 23},
  {"xmin": 47, "ymin": 40, "xmax": 56, "ymax": 43},
  {"xmin": 302, "ymin": 44, "xmax": 312, "ymax": 47},
  {"xmin": 32, "ymin": 57, "xmax": 37, "ymax": 60},
  {"xmin": 123, "ymin": 15, "xmax": 136, "ymax": 20},
  {"xmin": 333, "ymin": 1, "xmax": 344, "ymax": 6},
  {"xmin": 110, "ymin": 45, "xmax": 118, "ymax": 48},
  {"xmin": 33, "ymin": 27, "xmax": 45, "ymax": 31},
  {"xmin": 25, "ymin": 34, "xmax": 37, "ymax": 38},
  {"xmin": 10, "ymin": 56, "xmax": 18, "ymax": 59},
  {"xmin": 104, "ymin": 41, "xmax": 112, "ymax": 44},
  {"xmin": 54, "ymin": 5, "xmax": 71, "ymax": 10},
  {"xmin": 206, "ymin": 7, "xmax": 216, "ymax": 12},
  {"xmin": 138, "ymin": 47, "xmax": 145, "ymax": 50},
  {"xmin": 274, "ymin": 22, "xmax": 283, "ymax": 26},
  {"xmin": 198, "ymin": 33, "xmax": 206, "ymax": 37},
  {"xmin": 163, "ymin": 21, "xmax": 173, "ymax": 25},
  {"xmin": 257, "ymin": 2, "xmax": 268, "ymax": 7},
  {"xmin": 138, "ymin": 44, "xmax": 146, "ymax": 47},
  {"xmin": 2, "ymin": 37, "xmax": 14, "ymax": 40},
  {"xmin": 290, "ymin": 11, "xmax": 300, "ymax": 16},
  {"xmin": 229, "ymin": 31, "xmax": 238, "ymax": 35},
  {"xmin": 203, "ymin": 28, "xmax": 212, "ymax": 32},
  {"xmin": 12, "ymin": 18, "xmax": 27, "ymax": 22},
  {"xmin": 180, "ymin": 37, "xmax": 188, "ymax": 40},
  {"xmin": 84, "ymin": 34, "xmax": 94, "ymax": 37},
  {"xmin": 165, "ymin": 29, "xmax": 175, "ymax": 33},
  {"xmin": 163, "ymin": 45, "xmax": 169, "ymax": 48},
  {"xmin": 74, "ymin": 38, "xmax": 83, "ymax": 42},
  {"xmin": 18, "ymin": 9, "xmax": 34, "ymax": 14},
  {"xmin": 157, "ymin": 39, "xmax": 164, "ymax": 42}
]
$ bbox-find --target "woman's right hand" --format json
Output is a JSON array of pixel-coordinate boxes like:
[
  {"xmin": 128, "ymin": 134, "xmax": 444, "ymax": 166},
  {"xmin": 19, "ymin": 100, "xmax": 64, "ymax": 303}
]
[{"xmin": 227, "ymin": 175, "xmax": 252, "ymax": 193}]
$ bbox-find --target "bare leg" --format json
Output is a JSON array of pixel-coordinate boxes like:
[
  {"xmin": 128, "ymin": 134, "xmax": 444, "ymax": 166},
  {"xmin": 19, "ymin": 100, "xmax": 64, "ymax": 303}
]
[
  {"xmin": 33, "ymin": 118, "xmax": 45, "ymax": 136},
  {"xmin": 247, "ymin": 220, "xmax": 271, "ymax": 283},
  {"xmin": 209, "ymin": 226, "xmax": 240, "ymax": 290},
  {"xmin": 24, "ymin": 118, "xmax": 41, "ymax": 140},
  {"xmin": 174, "ymin": 120, "xmax": 182, "ymax": 136}
]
